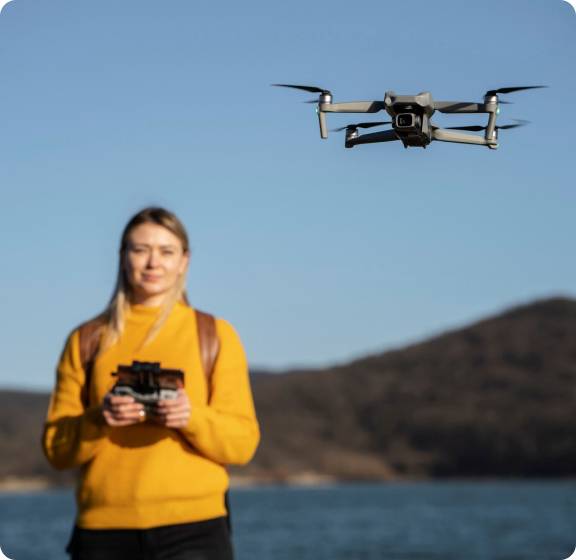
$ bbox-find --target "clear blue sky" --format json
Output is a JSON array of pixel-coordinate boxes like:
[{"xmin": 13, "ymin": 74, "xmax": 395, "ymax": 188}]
[{"xmin": 0, "ymin": 0, "xmax": 574, "ymax": 390}]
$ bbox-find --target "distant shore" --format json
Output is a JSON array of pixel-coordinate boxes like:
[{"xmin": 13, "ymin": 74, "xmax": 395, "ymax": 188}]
[
  {"xmin": 0, "ymin": 473, "xmax": 340, "ymax": 493},
  {"xmin": 0, "ymin": 476, "xmax": 53, "ymax": 493},
  {"xmin": 1, "ymin": 474, "xmax": 574, "ymax": 494}
]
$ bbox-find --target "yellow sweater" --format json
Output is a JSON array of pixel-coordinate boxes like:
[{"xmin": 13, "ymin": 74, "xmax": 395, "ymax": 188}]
[{"xmin": 42, "ymin": 303, "xmax": 260, "ymax": 529}]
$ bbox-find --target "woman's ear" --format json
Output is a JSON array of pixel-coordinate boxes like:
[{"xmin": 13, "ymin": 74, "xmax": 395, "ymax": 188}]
[{"xmin": 179, "ymin": 250, "xmax": 191, "ymax": 275}]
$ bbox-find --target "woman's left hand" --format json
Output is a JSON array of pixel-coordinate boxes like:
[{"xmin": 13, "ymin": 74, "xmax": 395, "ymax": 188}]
[{"xmin": 150, "ymin": 389, "xmax": 191, "ymax": 428}]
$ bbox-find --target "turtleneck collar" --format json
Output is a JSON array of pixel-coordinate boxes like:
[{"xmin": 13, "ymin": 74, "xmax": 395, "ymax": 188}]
[
  {"xmin": 126, "ymin": 300, "xmax": 186, "ymax": 322},
  {"xmin": 129, "ymin": 303, "xmax": 162, "ymax": 315}
]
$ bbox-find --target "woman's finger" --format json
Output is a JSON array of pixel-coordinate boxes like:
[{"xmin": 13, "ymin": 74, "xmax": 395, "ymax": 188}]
[
  {"xmin": 102, "ymin": 408, "xmax": 146, "ymax": 426},
  {"xmin": 164, "ymin": 411, "xmax": 191, "ymax": 426},
  {"xmin": 105, "ymin": 404, "xmax": 145, "ymax": 422},
  {"xmin": 164, "ymin": 410, "xmax": 190, "ymax": 420},
  {"xmin": 155, "ymin": 406, "xmax": 190, "ymax": 418},
  {"xmin": 165, "ymin": 417, "xmax": 190, "ymax": 428},
  {"xmin": 156, "ymin": 398, "xmax": 190, "ymax": 412},
  {"xmin": 109, "ymin": 402, "xmax": 144, "ymax": 415},
  {"xmin": 107, "ymin": 395, "xmax": 136, "ymax": 405},
  {"xmin": 147, "ymin": 409, "xmax": 189, "ymax": 426}
]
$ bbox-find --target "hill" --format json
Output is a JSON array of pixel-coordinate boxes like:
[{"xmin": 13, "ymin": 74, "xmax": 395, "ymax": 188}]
[{"xmin": 1, "ymin": 296, "xmax": 575, "ymax": 487}]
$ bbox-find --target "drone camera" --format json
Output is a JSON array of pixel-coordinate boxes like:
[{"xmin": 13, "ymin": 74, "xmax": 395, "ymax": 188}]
[{"xmin": 395, "ymin": 113, "xmax": 420, "ymax": 129}]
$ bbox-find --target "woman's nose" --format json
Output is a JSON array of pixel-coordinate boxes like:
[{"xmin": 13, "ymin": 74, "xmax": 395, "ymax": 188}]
[{"xmin": 147, "ymin": 250, "xmax": 160, "ymax": 267}]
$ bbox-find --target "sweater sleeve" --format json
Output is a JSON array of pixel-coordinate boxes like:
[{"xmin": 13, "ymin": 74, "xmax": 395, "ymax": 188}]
[
  {"xmin": 42, "ymin": 329, "xmax": 110, "ymax": 470},
  {"xmin": 179, "ymin": 319, "xmax": 260, "ymax": 465}
]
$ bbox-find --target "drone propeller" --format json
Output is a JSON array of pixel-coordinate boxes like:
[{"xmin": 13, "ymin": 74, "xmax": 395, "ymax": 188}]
[
  {"xmin": 443, "ymin": 119, "xmax": 530, "ymax": 132},
  {"xmin": 333, "ymin": 121, "xmax": 392, "ymax": 132},
  {"xmin": 442, "ymin": 125, "xmax": 485, "ymax": 132},
  {"xmin": 272, "ymin": 84, "xmax": 332, "ymax": 94},
  {"xmin": 497, "ymin": 121, "xmax": 530, "ymax": 129},
  {"xmin": 273, "ymin": 83, "xmax": 333, "ymax": 139},
  {"xmin": 485, "ymin": 86, "xmax": 547, "ymax": 96}
]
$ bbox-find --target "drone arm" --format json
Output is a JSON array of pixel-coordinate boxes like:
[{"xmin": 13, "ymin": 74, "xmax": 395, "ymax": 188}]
[
  {"xmin": 317, "ymin": 101, "xmax": 385, "ymax": 139},
  {"xmin": 346, "ymin": 129, "xmax": 399, "ymax": 148},
  {"xmin": 321, "ymin": 101, "xmax": 385, "ymax": 114},
  {"xmin": 434, "ymin": 102, "xmax": 489, "ymax": 114},
  {"xmin": 432, "ymin": 128, "xmax": 496, "ymax": 147}
]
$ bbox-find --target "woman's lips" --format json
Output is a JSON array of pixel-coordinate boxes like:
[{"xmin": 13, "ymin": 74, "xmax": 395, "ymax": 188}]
[{"xmin": 142, "ymin": 274, "xmax": 162, "ymax": 282}]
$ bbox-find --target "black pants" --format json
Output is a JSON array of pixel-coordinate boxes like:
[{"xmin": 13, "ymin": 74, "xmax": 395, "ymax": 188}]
[{"xmin": 67, "ymin": 517, "xmax": 233, "ymax": 560}]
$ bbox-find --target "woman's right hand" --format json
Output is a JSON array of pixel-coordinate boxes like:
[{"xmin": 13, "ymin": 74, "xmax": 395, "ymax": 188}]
[{"xmin": 101, "ymin": 393, "xmax": 146, "ymax": 426}]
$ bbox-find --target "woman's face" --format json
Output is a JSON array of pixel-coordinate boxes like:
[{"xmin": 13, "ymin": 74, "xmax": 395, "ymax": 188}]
[{"xmin": 123, "ymin": 222, "xmax": 189, "ymax": 306}]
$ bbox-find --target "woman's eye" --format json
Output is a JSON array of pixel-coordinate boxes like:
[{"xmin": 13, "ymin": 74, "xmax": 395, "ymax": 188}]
[{"xmin": 130, "ymin": 247, "xmax": 149, "ymax": 256}]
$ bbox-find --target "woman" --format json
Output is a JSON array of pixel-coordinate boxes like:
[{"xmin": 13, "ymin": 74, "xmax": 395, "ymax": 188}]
[{"xmin": 42, "ymin": 207, "xmax": 260, "ymax": 560}]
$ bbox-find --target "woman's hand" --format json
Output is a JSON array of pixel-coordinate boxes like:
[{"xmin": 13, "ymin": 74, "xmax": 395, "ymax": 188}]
[
  {"xmin": 101, "ymin": 393, "xmax": 146, "ymax": 427},
  {"xmin": 149, "ymin": 389, "xmax": 191, "ymax": 429}
]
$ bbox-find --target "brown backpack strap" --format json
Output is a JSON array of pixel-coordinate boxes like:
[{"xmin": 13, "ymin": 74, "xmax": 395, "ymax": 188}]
[
  {"xmin": 78, "ymin": 317, "xmax": 105, "ymax": 407},
  {"xmin": 195, "ymin": 309, "xmax": 220, "ymax": 388}
]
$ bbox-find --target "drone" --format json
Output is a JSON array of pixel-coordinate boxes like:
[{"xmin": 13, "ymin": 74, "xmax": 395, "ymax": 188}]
[{"xmin": 273, "ymin": 85, "xmax": 546, "ymax": 150}]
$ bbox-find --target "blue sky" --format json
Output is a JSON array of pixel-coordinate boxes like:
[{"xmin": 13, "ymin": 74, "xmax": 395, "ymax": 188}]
[{"xmin": 0, "ymin": 0, "xmax": 574, "ymax": 389}]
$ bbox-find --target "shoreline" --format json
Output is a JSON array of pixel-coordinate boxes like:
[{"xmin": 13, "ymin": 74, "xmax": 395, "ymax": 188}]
[
  {"xmin": 0, "ymin": 476, "xmax": 53, "ymax": 493},
  {"xmin": 0, "ymin": 475, "xmax": 337, "ymax": 493},
  {"xmin": 1, "ymin": 475, "xmax": 575, "ymax": 494}
]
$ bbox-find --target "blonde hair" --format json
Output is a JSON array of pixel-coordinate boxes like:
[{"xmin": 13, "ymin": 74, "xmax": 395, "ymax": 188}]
[{"xmin": 99, "ymin": 207, "xmax": 190, "ymax": 354}]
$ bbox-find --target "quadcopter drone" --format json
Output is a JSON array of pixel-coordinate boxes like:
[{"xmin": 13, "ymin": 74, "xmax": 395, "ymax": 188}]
[{"xmin": 273, "ymin": 85, "xmax": 546, "ymax": 150}]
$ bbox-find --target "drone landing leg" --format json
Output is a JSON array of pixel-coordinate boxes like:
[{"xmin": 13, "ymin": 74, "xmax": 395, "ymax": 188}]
[
  {"xmin": 346, "ymin": 130, "xmax": 400, "ymax": 148},
  {"xmin": 484, "ymin": 111, "xmax": 497, "ymax": 143},
  {"xmin": 317, "ymin": 110, "xmax": 328, "ymax": 139}
]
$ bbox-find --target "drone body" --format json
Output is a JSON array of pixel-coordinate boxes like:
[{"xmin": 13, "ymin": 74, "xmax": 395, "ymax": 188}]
[{"xmin": 274, "ymin": 85, "xmax": 545, "ymax": 150}]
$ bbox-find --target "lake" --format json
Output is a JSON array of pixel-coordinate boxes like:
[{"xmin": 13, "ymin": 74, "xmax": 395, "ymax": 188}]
[{"xmin": 0, "ymin": 481, "xmax": 574, "ymax": 560}]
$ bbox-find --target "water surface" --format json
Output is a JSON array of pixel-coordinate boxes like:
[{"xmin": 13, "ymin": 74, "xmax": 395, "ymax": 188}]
[{"xmin": 0, "ymin": 481, "xmax": 574, "ymax": 560}]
